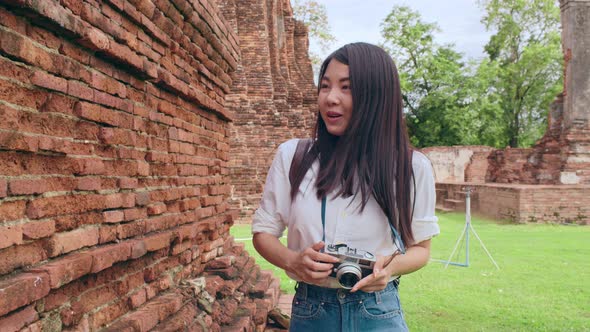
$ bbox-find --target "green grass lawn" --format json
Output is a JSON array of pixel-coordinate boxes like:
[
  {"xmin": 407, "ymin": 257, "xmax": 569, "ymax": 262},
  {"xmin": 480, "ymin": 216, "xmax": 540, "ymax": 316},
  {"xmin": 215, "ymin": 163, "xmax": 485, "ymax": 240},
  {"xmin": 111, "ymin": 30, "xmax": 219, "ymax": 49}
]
[{"xmin": 230, "ymin": 213, "xmax": 590, "ymax": 331}]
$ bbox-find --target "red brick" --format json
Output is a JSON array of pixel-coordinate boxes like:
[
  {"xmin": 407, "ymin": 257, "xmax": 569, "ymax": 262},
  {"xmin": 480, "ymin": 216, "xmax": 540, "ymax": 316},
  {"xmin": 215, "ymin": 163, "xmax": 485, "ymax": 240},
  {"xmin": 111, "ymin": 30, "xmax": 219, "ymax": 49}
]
[
  {"xmin": 116, "ymin": 220, "xmax": 146, "ymax": 239},
  {"xmin": 0, "ymin": 200, "xmax": 26, "ymax": 221},
  {"xmin": 103, "ymin": 210, "xmax": 124, "ymax": 223},
  {"xmin": 90, "ymin": 242, "xmax": 131, "ymax": 273},
  {"xmin": 136, "ymin": 191, "xmax": 151, "ymax": 206},
  {"xmin": 70, "ymin": 285, "xmax": 118, "ymax": 319},
  {"xmin": 0, "ymin": 131, "xmax": 39, "ymax": 153},
  {"xmin": 79, "ymin": 27, "xmax": 110, "ymax": 52},
  {"xmin": 0, "ymin": 305, "xmax": 38, "ymax": 332},
  {"xmin": 99, "ymin": 224, "xmax": 118, "ymax": 244},
  {"xmin": 0, "ymin": 272, "xmax": 50, "ymax": 316},
  {"xmin": 30, "ymin": 70, "xmax": 67, "ymax": 93},
  {"xmin": 0, "ymin": 224, "xmax": 23, "ymax": 249},
  {"xmin": 128, "ymin": 289, "xmax": 147, "ymax": 309},
  {"xmin": 45, "ymin": 226, "xmax": 99, "ymax": 257},
  {"xmin": 0, "ymin": 241, "xmax": 47, "ymax": 275},
  {"xmin": 22, "ymin": 219, "xmax": 55, "ymax": 239},
  {"xmin": 26, "ymin": 194, "xmax": 105, "ymax": 219},
  {"xmin": 104, "ymin": 193, "xmax": 136, "ymax": 209},
  {"xmin": 77, "ymin": 177, "xmax": 102, "ymax": 191},
  {"xmin": 77, "ymin": 158, "xmax": 106, "ymax": 175},
  {"xmin": 147, "ymin": 203, "xmax": 167, "ymax": 215},
  {"xmin": 123, "ymin": 207, "xmax": 147, "ymax": 221},
  {"xmin": 89, "ymin": 299, "xmax": 128, "ymax": 331},
  {"xmin": 29, "ymin": 252, "xmax": 92, "ymax": 288},
  {"xmin": 67, "ymin": 79, "xmax": 94, "ymax": 100},
  {"xmin": 118, "ymin": 177, "xmax": 138, "ymax": 189},
  {"xmin": 0, "ymin": 179, "xmax": 6, "ymax": 198},
  {"xmin": 130, "ymin": 239, "xmax": 147, "ymax": 259},
  {"xmin": 143, "ymin": 232, "xmax": 172, "ymax": 252}
]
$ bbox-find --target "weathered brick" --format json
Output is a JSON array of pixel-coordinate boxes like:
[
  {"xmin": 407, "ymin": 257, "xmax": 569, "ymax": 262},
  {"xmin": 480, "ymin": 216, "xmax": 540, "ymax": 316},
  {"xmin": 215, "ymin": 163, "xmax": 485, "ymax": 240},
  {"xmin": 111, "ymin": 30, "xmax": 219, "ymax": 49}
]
[
  {"xmin": 147, "ymin": 202, "xmax": 167, "ymax": 215},
  {"xmin": 77, "ymin": 177, "xmax": 102, "ymax": 191},
  {"xmin": 29, "ymin": 252, "xmax": 92, "ymax": 288},
  {"xmin": 90, "ymin": 242, "xmax": 131, "ymax": 273},
  {"xmin": 103, "ymin": 210, "xmax": 124, "ymax": 223},
  {"xmin": 128, "ymin": 289, "xmax": 147, "ymax": 309},
  {"xmin": 22, "ymin": 219, "xmax": 56, "ymax": 239},
  {"xmin": 0, "ymin": 272, "xmax": 50, "ymax": 317},
  {"xmin": 118, "ymin": 177, "xmax": 138, "ymax": 189},
  {"xmin": 0, "ymin": 241, "xmax": 47, "ymax": 275},
  {"xmin": 45, "ymin": 227, "xmax": 100, "ymax": 257},
  {"xmin": 0, "ymin": 305, "xmax": 38, "ymax": 332},
  {"xmin": 0, "ymin": 179, "xmax": 7, "ymax": 198},
  {"xmin": 143, "ymin": 232, "xmax": 172, "ymax": 252},
  {"xmin": 0, "ymin": 224, "xmax": 23, "ymax": 249},
  {"xmin": 30, "ymin": 71, "xmax": 68, "ymax": 93},
  {"xmin": 27, "ymin": 194, "xmax": 105, "ymax": 219},
  {"xmin": 4, "ymin": 189, "xmax": 30, "ymax": 213}
]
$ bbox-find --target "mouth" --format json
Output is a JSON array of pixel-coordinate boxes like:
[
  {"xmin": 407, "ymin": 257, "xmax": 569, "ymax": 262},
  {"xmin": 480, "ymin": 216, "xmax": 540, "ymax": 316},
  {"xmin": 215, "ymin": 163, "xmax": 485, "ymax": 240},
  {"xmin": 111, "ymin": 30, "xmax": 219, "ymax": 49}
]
[{"xmin": 326, "ymin": 111, "xmax": 342, "ymax": 118}]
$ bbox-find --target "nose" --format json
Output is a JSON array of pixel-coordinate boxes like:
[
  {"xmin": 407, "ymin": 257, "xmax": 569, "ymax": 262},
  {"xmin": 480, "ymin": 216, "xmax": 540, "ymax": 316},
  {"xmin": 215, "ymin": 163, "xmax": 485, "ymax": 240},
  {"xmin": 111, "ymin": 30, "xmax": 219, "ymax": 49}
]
[{"xmin": 325, "ymin": 88, "xmax": 341, "ymax": 105}]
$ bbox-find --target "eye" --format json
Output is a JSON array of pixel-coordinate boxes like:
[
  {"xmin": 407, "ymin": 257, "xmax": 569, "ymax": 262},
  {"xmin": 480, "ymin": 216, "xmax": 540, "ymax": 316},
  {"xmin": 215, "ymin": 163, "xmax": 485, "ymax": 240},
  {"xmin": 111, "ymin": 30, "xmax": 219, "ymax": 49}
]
[
  {"xmin": 342, "ymin": 85, "xmax": 350, "ymax": 90},
  {"xmin": 320, "ymin": 83, "xmax": 330, "ymax": 89}
]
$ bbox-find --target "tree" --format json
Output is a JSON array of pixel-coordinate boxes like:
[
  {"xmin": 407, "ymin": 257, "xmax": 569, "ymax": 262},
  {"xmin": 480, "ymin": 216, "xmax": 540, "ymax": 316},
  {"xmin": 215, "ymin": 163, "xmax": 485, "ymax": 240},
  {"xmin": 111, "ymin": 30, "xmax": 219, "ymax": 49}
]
[
  {"xmin": 479, "ymin": 0, "xmax": 562, "ymax": 147},
  {"xmin": 381, "ymin": 6, "xmax": 490, "ymax": 147},
  {"xmin": 292, "ymin": 0, "xmax": 336, "ymax": 70}
]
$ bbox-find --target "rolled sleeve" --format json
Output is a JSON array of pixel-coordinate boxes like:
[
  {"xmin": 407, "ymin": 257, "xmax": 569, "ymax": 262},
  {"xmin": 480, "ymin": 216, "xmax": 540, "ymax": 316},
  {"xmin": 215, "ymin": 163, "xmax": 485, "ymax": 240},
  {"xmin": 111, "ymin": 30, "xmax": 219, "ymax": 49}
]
[
  {"xmin": 411, "ymin": 152, "xmax": 440, "ymax": 244},
  {"xmin": 251, "ymin": 140, "xmax": 298, "ymax": 238}
]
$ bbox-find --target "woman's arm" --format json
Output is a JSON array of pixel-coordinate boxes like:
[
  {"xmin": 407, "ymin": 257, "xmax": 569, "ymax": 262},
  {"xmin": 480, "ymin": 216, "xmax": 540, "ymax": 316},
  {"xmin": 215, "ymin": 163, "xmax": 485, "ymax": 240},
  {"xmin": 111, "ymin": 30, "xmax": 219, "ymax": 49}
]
[
  {"xmin": 253, "ymin": 232, "xmax": 339, "ymax": 285},
  {"xmin": 351, "ymin": 239, "xmax": 431, "ymax": 293}
]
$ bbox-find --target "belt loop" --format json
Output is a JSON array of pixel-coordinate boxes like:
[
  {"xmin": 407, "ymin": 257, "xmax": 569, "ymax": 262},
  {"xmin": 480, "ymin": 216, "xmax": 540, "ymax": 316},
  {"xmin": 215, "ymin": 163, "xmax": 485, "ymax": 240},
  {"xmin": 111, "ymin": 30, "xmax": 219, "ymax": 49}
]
[
  {"xmin": 375, "ymin": 289, "xmax": 382, "ymax": 304},
  {"xmin": 297, "ymin": 282, "xmax": 308, "ymax": 301}
]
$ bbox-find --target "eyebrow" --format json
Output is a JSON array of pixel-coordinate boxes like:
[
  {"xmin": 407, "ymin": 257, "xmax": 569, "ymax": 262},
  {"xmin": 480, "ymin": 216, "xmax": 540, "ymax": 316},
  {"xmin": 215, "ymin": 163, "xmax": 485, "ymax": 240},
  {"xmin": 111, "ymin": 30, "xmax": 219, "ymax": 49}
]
[{"xmin": 321, "ymin": 75, "xmax": 350, "ymax": 82}]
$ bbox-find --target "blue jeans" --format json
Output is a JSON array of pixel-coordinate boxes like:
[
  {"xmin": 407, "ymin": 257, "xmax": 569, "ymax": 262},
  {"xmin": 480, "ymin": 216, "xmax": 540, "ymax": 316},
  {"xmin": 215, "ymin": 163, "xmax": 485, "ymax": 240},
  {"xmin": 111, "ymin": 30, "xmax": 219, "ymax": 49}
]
[{"xmin": 289, "ymin": 280, "xmax": 409, "ymax": 332}]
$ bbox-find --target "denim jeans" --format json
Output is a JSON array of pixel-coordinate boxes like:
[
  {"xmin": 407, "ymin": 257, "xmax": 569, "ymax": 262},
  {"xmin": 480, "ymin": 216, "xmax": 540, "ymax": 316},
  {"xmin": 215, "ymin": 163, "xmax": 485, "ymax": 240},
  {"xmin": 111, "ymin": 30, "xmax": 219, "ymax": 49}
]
[{"xmin": 289, "ymin": 280, "xmax": 409, "ymax": 332}]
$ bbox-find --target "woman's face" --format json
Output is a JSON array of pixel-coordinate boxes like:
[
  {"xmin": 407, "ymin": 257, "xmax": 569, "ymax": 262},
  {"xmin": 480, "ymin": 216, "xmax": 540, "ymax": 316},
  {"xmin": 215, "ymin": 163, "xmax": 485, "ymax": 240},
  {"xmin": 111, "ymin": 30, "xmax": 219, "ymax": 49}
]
[{"xmin": 318, "ymin": 60, "xmax": 353, "ymax": 136}]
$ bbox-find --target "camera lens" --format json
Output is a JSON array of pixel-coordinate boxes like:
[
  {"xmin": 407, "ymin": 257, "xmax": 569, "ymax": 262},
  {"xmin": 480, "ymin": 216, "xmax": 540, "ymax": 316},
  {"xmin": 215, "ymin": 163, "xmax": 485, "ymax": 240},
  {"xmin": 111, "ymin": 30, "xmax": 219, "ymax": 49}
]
[{"xmin": 336, "ymin": 263, "xmax": 362, "ymax": 289}]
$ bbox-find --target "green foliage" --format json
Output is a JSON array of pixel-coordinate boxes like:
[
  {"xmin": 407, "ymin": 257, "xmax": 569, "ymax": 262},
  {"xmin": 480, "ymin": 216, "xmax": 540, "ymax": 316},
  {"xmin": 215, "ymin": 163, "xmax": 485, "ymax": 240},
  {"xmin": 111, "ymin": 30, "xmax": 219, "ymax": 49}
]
[
  {"xmin": 380, "ymin": 3, "xmax": 562, "ymax": 148},
  {"xmin": 480, "ymin": 0, "xmax": 563, "ymax": 147}
]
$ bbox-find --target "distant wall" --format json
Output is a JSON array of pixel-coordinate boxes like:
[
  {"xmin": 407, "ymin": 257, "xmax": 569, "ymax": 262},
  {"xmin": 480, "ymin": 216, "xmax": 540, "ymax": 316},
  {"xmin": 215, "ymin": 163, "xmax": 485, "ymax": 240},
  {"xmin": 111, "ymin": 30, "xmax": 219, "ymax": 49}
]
[{"xmin": 421, "ymin": 146, "xmax": 494, "ymax": 183}]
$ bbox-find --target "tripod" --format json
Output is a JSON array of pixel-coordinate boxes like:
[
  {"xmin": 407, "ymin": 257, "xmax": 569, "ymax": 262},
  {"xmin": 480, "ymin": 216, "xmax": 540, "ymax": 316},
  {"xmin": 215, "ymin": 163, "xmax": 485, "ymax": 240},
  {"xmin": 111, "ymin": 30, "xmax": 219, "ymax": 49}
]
[{"xmin": 436, "ymin": 187, "xmax": 500, "ymax": 269}]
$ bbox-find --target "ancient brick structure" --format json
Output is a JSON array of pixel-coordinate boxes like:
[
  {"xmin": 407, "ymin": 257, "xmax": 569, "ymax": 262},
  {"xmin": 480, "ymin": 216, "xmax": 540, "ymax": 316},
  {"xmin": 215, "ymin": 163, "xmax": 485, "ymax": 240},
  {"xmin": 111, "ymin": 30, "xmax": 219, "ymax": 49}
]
[
  {"xmin": 0, "ymin": 0, "xmax": 294, "ymax": 330},
  {"xmin": 424, "ymin": 1, "xmax": 590, "ymax": 224},
  {"xmin": 221, "ymin": 0, "xmax": 316, "ymax": 224}
]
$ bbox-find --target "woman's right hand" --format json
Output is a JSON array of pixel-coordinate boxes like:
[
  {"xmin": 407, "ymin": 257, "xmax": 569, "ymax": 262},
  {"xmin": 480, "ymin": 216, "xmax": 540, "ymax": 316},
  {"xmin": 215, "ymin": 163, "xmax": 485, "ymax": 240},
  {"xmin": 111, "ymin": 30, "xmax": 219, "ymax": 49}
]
[{"xmin": 286, "ymin": 241, "xmax": 340, "ymax": 285}]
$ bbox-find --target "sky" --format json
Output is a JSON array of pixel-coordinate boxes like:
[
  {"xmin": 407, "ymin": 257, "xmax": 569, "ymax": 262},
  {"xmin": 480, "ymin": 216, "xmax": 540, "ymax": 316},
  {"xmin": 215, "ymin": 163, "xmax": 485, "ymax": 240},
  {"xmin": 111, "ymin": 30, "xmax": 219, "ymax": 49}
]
[{"xmin": 309, "ymin": 0, "xmax": 493, "ymax": 61}]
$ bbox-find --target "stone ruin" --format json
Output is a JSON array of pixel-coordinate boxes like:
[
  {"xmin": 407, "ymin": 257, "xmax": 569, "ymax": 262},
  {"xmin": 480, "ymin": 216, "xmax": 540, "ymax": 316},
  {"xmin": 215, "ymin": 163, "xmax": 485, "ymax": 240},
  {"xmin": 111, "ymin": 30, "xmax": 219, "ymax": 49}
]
[
  {"xmin": 0, "ymin": 0, "xmax": 313, "ymax": 330},
  {"xmin": 423, "ymin": 0, "xmax": 590, "ymax": 224}
]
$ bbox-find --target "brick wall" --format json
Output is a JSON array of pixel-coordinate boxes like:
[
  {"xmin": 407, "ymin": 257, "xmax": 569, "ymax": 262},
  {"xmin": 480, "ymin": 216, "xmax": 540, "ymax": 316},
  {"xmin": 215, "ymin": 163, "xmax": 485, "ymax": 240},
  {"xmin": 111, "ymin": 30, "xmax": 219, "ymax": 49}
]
[
  {"xmin": 421, "ymin": 146, "xmax": 494, "ymax": 183},
  {"xmin": 221, "ymin": 0, "xmax": 316, "ymax": 223},
  {"xmin": 437, "ymin": 182, "xmax": 590, "ymax": 224},
  {"xmin": 0, "ymin": 0, "xmax": 282, "ymax": 330}
]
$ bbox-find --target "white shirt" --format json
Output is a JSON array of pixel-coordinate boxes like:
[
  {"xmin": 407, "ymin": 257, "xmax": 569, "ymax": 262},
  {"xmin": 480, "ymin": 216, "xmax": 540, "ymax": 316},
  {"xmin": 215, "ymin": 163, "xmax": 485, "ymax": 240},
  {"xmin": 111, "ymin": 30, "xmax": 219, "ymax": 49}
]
[{"xmin": 252, "ymin": 139, "xmax": 440, "ymax": 282}]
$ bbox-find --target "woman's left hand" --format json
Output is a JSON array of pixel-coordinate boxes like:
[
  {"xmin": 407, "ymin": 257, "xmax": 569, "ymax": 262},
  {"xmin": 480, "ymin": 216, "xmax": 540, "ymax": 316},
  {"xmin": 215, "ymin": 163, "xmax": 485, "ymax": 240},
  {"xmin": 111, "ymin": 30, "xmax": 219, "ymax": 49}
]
[{"xmin": 350, "ymin": 255, "xmax": 392, "ymax": 293}]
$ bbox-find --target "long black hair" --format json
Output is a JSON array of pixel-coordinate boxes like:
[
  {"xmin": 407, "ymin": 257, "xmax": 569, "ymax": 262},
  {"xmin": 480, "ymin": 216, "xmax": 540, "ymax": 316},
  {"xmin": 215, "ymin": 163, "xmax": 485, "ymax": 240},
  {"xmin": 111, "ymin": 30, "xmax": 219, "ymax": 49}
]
[{"xmin": 290, "ymin": 42, "xmax": 415, "ymax": 246}]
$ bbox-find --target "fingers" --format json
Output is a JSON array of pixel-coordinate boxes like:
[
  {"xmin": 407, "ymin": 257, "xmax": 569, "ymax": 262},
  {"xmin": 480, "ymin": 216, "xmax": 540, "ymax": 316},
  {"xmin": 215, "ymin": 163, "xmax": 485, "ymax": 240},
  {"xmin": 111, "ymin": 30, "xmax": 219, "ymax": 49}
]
[
  {"xmin": 350, "ymin": 270, "xmax": 388, "ymax": 292},
  {"xmin": 311, "ymin": 241, "xmax": 325, "ymax": 251}
]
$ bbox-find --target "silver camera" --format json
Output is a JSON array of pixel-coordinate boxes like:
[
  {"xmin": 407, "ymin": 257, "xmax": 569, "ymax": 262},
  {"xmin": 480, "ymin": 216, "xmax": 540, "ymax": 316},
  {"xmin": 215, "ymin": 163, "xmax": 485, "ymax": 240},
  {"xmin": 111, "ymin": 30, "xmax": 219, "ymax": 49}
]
[{"xmin": 323, "ymin": 244, "xmax": 376, "ymax": 289}]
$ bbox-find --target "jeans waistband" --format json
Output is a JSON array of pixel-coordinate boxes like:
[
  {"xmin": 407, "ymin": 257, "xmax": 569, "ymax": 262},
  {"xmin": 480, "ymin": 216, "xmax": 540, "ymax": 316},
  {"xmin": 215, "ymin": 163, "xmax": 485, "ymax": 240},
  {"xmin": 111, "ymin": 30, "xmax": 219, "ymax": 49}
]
[{"xmin": 295, "ymin": 278, "xmax": 400, "ymax": 304}]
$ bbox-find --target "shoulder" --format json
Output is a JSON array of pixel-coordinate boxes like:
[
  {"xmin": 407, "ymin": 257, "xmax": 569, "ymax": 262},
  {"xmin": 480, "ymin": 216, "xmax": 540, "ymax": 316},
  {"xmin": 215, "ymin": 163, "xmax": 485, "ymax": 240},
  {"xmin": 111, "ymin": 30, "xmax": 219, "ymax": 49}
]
[
  {"xmin": 274, "ymin": 138, "xmax": 310, "ymax": 167},
  {"xmin": 411, "ymin": 150, "xmax": 434, "ymax": 179}
]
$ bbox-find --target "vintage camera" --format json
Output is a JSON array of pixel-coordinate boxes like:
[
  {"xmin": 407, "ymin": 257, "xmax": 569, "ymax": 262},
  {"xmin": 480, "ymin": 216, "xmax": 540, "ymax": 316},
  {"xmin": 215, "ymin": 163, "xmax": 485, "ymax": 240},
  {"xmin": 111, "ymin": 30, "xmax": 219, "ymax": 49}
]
[{"xmin": 323, "ymin": 244, "xmax": 376, "ymax": 289}]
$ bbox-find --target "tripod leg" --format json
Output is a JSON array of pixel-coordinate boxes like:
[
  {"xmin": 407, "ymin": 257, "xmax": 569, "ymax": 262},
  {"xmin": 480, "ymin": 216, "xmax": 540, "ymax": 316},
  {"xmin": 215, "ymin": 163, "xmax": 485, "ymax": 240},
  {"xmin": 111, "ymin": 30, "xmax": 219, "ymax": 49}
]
[
  {"xmin": 469, "ymin": 225, "xmax": 500, "ymax": 270},
  {"xmin": 444, "ymin": 222, "xmax": 468, "ymax": 269}
]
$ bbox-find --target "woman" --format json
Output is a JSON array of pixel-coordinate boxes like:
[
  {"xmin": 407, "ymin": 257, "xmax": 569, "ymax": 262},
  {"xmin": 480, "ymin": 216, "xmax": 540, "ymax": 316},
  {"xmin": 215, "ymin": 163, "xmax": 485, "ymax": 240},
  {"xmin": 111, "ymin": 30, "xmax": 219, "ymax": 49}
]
[{"xmin": 251, "ymin": 43, "xmax": 439, "ymax": 331}]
